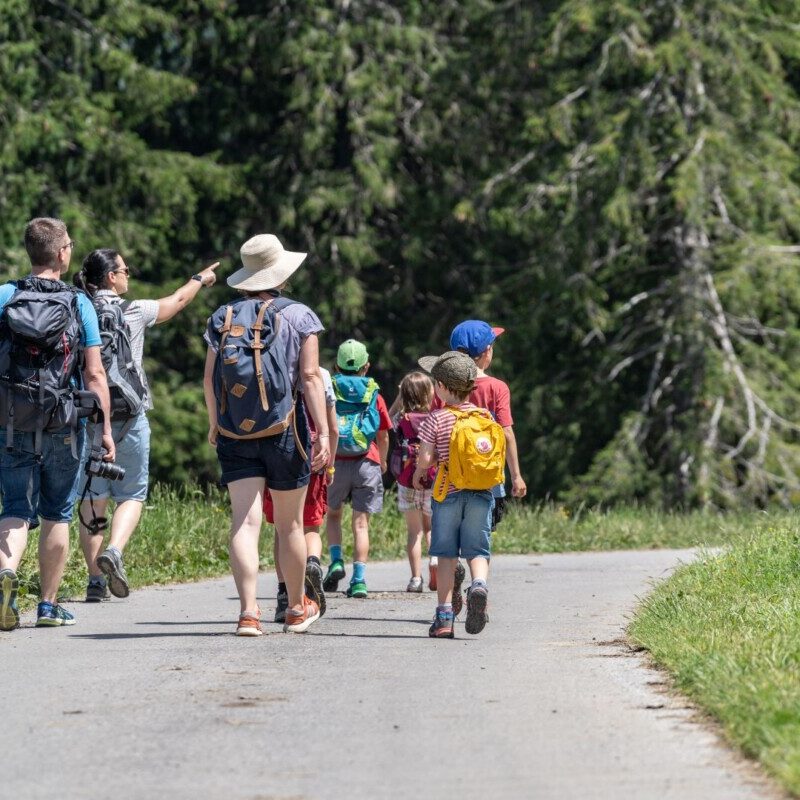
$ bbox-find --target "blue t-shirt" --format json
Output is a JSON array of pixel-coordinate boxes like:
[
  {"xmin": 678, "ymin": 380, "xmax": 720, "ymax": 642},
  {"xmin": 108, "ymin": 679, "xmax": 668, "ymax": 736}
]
[{"xmin": 0, "ymin": 280, "xmax": 101, "ymax": 347}]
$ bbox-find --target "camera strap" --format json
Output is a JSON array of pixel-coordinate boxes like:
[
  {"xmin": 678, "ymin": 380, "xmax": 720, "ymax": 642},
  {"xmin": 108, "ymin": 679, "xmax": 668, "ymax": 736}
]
[{"xmin": 78, "ymin": 477, "xmax": 108, "ymax": 535}]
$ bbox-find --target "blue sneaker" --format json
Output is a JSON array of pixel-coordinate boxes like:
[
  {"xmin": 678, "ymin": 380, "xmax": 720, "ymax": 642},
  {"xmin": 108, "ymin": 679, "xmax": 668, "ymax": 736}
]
[
  {"xmin": 36, "ymin": 601, "xmax": 76, "ymax": 627},
  {"xmin": 0, "ymin": 568, "xmax": 20, "ymax": 631},
  {"xmin": 428, "ymin": 608, "xmax": 455, "ymax": 639}
]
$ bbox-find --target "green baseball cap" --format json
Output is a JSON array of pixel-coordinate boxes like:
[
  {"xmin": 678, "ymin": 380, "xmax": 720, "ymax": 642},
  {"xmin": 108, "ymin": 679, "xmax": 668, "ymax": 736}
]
[{"xmin": 337, "ymin": 339, "xmax": 369, "ymax": 371}]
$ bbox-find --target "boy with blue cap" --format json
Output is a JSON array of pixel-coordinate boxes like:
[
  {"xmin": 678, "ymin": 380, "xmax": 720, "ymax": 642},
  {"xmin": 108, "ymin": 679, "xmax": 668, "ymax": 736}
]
[{"xmin": 447, "ymin": 320, "xmax": 526, "ymax": 614}]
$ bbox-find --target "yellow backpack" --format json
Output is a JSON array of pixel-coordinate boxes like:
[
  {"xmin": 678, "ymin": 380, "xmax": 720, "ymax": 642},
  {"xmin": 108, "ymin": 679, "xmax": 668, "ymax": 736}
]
[{"xmin": 433, "ymin": 407, "xmax": 506, "ymax": 501}]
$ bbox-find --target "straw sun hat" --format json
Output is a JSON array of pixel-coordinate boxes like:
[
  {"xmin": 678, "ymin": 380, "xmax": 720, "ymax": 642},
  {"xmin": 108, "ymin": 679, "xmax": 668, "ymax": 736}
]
[{"xmin": 226, "ymin": 234, "xmax": 307, "ymax": 291}]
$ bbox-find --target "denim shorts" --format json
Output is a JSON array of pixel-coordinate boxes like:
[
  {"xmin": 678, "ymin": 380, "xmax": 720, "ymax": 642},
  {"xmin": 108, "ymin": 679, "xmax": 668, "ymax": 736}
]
[
  {"xmin": 79, "ymin": 413, "xmax": 150, "ymax": 502},
  {"xmin": 429, "ymin": 489, "xmax": 493, "ymax": 560},
  {"xmin": 0, "ymin": 427, "xmax": 86, "ymax": 529},
  {"xmin": 327, "ymin": 457, "xmax": 384, "ymax": 514},
  {"xmin": 216, "ymin": 408, "xmax": 311, "ymax": 490}
]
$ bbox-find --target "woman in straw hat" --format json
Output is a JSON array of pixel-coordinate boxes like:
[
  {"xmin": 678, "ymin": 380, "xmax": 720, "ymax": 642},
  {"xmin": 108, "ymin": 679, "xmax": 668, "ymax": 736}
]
[{"xmin": 203, "ymin": 234, "xmax": 330, "ymax": 636}]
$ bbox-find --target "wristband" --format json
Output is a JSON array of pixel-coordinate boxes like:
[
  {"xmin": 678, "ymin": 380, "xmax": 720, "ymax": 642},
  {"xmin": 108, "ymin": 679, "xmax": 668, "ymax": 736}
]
[
  {"xmin": 191, "ymin": 274, "xmax": 205, "ymax": 285},
  {"xmin": 318, "ymin": 433, "xmax": 330, "ymax": 438}
]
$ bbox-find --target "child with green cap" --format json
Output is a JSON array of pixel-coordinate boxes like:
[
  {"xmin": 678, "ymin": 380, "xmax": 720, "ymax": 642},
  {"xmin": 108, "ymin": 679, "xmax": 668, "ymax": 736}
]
[{"xmin": 323, "ymin": 339, "xmax": 393, "ymax": 598}]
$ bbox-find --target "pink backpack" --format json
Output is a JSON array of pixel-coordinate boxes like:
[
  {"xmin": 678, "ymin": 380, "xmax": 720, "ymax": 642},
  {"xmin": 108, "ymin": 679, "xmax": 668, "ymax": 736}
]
[{"xmin": 390, "ymin": 412, "xmax": 436, "ymax": 489}]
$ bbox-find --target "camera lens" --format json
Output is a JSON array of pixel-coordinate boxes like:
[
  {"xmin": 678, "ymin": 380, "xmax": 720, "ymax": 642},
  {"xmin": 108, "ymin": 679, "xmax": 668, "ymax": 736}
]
[{"xmin": 99, "ymin": 461, "xmax": 126, "ymax": 481}]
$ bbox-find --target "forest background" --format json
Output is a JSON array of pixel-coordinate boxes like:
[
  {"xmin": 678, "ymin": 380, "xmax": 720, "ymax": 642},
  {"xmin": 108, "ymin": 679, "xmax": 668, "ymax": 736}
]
[{"xmin": 2, "ymin": 0, "xmax": 800, "ymax": 509}]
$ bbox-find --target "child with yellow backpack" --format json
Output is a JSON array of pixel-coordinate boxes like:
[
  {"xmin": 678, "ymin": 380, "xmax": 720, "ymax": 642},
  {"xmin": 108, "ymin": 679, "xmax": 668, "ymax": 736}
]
[{"xmin": 413, "ymin": 351, "xmax": 505, "ymax": 638}]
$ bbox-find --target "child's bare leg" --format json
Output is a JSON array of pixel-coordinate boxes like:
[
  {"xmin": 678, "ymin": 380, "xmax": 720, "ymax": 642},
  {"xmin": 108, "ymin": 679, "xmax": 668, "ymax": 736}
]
[
  {"xmin": 405, "ymin": 508, "xmax": 423, "ymax": 577},
  {"xmin": 436, "ymin": 557, "xmax": 456, "ymax": 605},
  {"xmin": 304, "ymin": 525, "xmax": 323, "ymax": 559},
  {"xmin": 352, "ymin": 510, "xmax": 370, "ymax": 563},
  {"xmin": 273, "ymin": 536, "xmax": 284, "ymax": 583},
  {"xmin": 467, "ymin": 556, "xmax": 489, "ymax": 582},
  {"xmin": 325, "ymin": 506, "xmax": 343, "ymax": 550}
]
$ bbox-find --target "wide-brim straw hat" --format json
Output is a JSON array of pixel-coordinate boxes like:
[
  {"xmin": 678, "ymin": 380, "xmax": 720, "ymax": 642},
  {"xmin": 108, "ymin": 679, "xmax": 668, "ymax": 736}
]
[{"xmin": 226, "ymin": 234, "xmax": 307, "ymax": 291}]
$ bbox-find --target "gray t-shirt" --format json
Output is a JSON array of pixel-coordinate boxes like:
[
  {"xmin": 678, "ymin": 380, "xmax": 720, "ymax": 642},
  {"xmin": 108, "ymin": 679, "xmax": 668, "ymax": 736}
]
[
  {"xmin": 95, "ymin": 290, "xmax": 159, "ymax": 410},
  {"xmin": 204, "ymin": 297, "xmax": 324, "ymax": 390}
]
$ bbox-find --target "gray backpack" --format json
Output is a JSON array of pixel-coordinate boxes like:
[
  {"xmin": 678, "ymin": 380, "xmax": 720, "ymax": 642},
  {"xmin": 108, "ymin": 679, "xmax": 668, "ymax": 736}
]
[
  {"xmin": 93, "ymin": 296, "xmax": 147, "ymax": 421},
  {"xmin": 0, "ymin": 277, "xmax": 84, "ymax": 453}
]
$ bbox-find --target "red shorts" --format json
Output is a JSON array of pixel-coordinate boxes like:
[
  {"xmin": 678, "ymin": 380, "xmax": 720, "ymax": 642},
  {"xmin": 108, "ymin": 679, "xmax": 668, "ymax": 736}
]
[{"xmin": 263, "ymin": 470, "xmax": 328, "ymax": 527}]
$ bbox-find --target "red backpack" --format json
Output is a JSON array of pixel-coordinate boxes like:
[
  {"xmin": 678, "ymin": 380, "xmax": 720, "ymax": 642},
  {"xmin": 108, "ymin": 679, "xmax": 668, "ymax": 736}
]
[{"xmin": 390, "ymin": 412, "xmax": 436, "ymax": 489}]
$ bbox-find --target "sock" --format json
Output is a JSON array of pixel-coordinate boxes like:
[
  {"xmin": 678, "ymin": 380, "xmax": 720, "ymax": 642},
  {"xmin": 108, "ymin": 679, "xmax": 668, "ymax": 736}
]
[
  {"xmin": 277, "ymin": 582, "xmax": 287, "ymax": 595},
  {"xmin": 471, "ymin": 578, "xmax": 487, "ymax": 591},
  {"xmin": 330, "ymin": 545, "xmax": 342, "ymax": 563},
  {"xmin": 429, "ymin": 556, "xmax": 439, "ymax": 566},
  {"xmin": 437, "ymin": 603, "xmax": 453, "ymax": 616},
  {"xmin": 307, "ymin": 555, "xmax": 321, "ymax": 566},
  {"xmin": 352, "ymin": 561, "xmax": 366, "ymax": 583}
]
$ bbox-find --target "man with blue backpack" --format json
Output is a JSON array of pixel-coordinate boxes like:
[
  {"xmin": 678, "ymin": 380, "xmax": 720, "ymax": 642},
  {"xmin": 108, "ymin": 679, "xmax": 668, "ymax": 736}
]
[{"xmin": 323, "ymin": 339, "xmax": 392, "ymax": 598}]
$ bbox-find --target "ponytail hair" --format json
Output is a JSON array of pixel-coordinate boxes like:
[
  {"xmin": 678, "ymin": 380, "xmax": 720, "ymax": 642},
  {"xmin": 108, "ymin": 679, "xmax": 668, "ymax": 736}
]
[{"xmin": 74, "ymin": 248, "xmax": 119, "ymax": 296}]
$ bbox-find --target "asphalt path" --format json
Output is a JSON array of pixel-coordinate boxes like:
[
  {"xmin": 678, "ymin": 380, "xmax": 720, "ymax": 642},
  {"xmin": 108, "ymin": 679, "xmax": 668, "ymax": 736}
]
[{"xmin": 1, "ymin": 551, "xmax": 780, "ymax": 800}]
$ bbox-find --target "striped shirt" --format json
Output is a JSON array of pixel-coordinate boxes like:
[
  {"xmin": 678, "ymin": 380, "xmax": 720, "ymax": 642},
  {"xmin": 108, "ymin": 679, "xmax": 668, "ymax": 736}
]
[{"xmin": 418, "ymin": 402, "xmax": 482, "ymax": 495}]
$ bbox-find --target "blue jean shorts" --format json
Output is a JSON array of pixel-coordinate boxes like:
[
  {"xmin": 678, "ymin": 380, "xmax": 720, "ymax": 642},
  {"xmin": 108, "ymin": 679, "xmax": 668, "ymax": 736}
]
[
  {"xmin": 429, "ymin": 489, "xmax": 493, "ymax": 560},
  {"xmin": 79, "ymin": 413, "xmax": 151, "ymax": 502},
  {"xmin": 0, "ymin": 427, "xmax": 86, "ymax": 529},
  {"xmin": 215, "ymin": 407, "xmax": 311, "ymax": 490}
]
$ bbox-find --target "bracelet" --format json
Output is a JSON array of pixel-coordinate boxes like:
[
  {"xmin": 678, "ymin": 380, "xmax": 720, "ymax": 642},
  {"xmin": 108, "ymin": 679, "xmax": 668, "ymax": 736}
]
[
  {"xmin": 326, "ymin": 466, "xmax": 336, "ymax": 475},
  {"xmin": 191, "ymin": 273, "xmax": 205, "ymax": 285},
  {"xmin": 318, "ymin": 433, "xmax": 330, "ymax": 438}
]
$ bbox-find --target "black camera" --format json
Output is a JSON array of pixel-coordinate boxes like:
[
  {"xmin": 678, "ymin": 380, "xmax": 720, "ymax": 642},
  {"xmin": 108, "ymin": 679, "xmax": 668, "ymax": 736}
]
[{"xmin": 85, "ymin": 445, "xmax": 125, "ymax": 481}]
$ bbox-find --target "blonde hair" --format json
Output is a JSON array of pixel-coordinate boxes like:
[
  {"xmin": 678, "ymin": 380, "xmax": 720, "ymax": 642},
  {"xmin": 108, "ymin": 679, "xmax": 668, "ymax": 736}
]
[{"xmin": 399, "ymin": 371, "xmax": 434, "ymax": 414}]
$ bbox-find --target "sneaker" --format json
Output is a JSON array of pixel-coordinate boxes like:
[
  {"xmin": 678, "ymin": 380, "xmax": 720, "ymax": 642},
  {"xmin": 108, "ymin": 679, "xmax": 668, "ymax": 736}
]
[
  {"xmin": 274, "ymin": 589, "xmax": 289, "ymax": 623},
  {"xmin": 346, "ymin": 580, "xmax": 368, "ymax": 599},
  {"xmin": 465, "ymin": 585, "xmax": 489, "ymax": 635},
  {"xmin": 36, "ymin": 601, "xmax": 76, "ymax": 627},
  {"xmin": 283, "ymin": 596, "xmax": 320, "ymax": 633},
  {"xmin": 96, "ymin": 548, "xmax": 130, "ymax": 598},
  {"xmin": 305, "ymin": 561, "xmax": 327, "ymax": 617},
  {"xmin": 407, "ymin": 576, "xmax": 424, "ymax": 593},
  {"xmin": 236, "ymin": 609, "xmax": 263, "ymax": 637},
  {"xmin": 0, "ymin": 568, "xmax": 20, "ymax": 631},
  {"xmin": 428, "ymin": 609, "xmax": 455, "ymax": 639},
  {"xmin": 428, "ymin": 563, "xmax": 438, "ymax": 591},
  {"xmin": 323, "ymin": 559, "xmax": 346, "ymax": 592},
  {"xmin": 452, "ymin": 560, "xmax": 466, "ymax": 616},
  {"xmin": 85, "ymin": 579, "xmax": 110, "ymax": 603}
]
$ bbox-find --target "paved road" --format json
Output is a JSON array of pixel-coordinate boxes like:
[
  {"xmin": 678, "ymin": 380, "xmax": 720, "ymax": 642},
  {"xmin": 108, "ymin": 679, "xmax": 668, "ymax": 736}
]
[{"xmin": 1, "ymin": 551, "xmax": 779, "ymax": 800}]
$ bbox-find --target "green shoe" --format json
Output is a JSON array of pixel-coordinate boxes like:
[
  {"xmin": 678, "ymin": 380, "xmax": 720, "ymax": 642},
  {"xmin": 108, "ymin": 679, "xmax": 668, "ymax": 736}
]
[
  {"xmin": 0, "ymin": 569, "xmax": 20, "ymax": 631},
  {"xmin": 346, "ymin": 580, "xmax": 368, "ymax": 599},
  {"xmin": 323, "ymin": 559, "xmax": 346, "ymax": 592}
]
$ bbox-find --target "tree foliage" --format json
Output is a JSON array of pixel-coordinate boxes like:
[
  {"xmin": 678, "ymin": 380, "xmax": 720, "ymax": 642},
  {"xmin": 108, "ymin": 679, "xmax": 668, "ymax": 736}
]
[{"xmin": 1, "ymin": 0, "xmax": 799, "ymax": 506}]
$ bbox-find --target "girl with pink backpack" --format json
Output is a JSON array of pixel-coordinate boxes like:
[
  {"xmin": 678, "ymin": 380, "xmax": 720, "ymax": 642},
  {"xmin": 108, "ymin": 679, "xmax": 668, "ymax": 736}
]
[{"xmin": 390, "ymin": 371, "xmax": 438, "ymax": 592}]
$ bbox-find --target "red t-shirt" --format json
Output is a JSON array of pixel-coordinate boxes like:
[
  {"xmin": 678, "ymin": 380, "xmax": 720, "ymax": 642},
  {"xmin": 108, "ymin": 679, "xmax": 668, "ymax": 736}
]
[
  {"xmin": 336, "ymin": 393, "xmax": 393, "ymax": 464},
  {"xmin": 432, "ymin": 375, "xmax": 513, "ymax": 427}
]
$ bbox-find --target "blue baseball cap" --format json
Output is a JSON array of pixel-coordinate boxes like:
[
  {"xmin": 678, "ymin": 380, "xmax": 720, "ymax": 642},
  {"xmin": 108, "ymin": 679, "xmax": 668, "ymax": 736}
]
[{"xmin": 449, "ymin": 320, "xmax": 505, "ymax": 357}]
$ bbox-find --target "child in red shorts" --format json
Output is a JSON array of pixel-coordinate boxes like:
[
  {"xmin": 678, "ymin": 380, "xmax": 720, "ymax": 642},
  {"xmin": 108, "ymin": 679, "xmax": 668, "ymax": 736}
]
[{"xmin": 265, "ymin": 366, "xmax": 338, "ymax": 623}]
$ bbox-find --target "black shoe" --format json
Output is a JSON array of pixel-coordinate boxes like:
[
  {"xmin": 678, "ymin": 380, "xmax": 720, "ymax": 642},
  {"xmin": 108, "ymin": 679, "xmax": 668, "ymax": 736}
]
[
  {"xmin": 305, "ymin": 561, "xmax": 326, "ymax": 617},
  {"xmin": 452, "ymin": 561, "xmax": 466, "ymax": 617},
  {"xmin": 96, "ymin": 548, "xmax": 130, "ymax": 598},
  {"xmin": 85, "ymin": 580, "xmax": 110, "ymax": 603},
  {"xmin": 274, "ymin": 589, "xmax": 289, "ymax": 623},
  {"xmin": 465, "ymin": 585, "xmax": 488, "ymax": 635}
]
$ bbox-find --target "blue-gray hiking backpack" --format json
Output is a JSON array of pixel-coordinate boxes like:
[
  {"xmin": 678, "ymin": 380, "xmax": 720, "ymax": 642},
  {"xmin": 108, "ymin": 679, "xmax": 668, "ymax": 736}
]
[
  {"xmin": 0, "ymin": 277, "xmax": 84, "ymax": 454},
  {"xmin": 92, "ymin": 296, "xmax": 146, "ymax": 421},
  {"xmin": 333, "ymin": 373, "xmax": 381, "ymax": 456},
  {"xmin": 209, "ymin": 296, "xmax": 301, "ymax": 441}
]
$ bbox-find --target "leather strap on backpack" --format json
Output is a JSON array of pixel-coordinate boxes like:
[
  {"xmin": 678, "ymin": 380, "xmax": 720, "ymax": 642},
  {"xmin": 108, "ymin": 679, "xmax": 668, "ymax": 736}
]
[
  {"xmin": 217, "ymin": 305, "xmax": 234, "ymax": 414},
  {"xmin": 252, "ymin": 299, "xmax": 277, "ymax": 413}
]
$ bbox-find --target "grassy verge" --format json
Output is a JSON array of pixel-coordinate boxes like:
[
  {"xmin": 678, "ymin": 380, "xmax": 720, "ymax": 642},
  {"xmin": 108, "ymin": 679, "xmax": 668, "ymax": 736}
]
[
  {"xmin": 15, "ymin": 483, "xmax": 789, "ymax": 605},
  {"xmin": 629, "ymin": 516, "xmax": 800, "ymax": 796}
]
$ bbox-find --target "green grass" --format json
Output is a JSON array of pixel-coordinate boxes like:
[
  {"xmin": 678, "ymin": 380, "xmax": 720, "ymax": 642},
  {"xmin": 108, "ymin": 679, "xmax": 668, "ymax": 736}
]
[
  {"xmin": 629, "ymin": 515, "xmax": 800, "ymax": 796},
  {"xmin": 15, "ymin": 485, "xmax": 784, "ymax": 608}
]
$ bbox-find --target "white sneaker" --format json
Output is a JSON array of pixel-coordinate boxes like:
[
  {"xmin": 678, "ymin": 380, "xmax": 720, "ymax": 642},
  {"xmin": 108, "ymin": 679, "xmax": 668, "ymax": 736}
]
[{"xmin": 406, "ymin": 576, "xmax": 424, "ymax": 593}]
